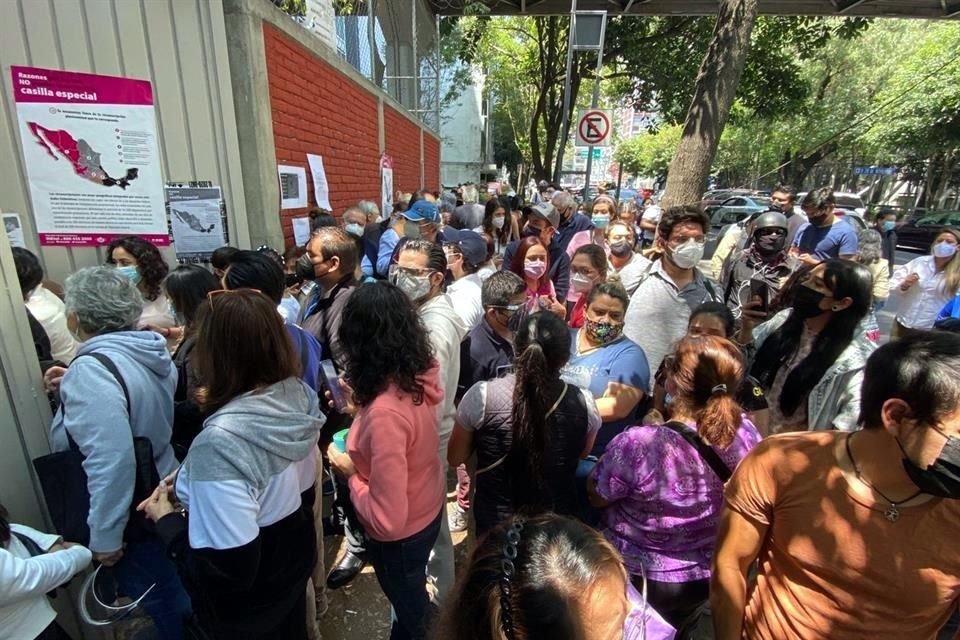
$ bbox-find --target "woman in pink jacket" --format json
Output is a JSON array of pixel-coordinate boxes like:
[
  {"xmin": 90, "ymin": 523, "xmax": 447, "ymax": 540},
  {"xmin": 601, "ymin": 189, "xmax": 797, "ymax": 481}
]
[{"xmin": 326, "ymin": 282, "xmax": 445, "ymax": 640}]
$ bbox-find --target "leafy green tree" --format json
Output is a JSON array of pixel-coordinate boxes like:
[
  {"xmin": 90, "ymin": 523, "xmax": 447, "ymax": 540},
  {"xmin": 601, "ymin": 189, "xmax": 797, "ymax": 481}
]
[
  {"xmin": 614, "ymin": 125, "xmax": 683, "ymax": 178},
  {"xmin": 455, "ymin": 12, "xmax": 867, "ymax": 186},
  {"xmin": 860, "ymin": 22, "xmax": 960, "ymax": 207}
]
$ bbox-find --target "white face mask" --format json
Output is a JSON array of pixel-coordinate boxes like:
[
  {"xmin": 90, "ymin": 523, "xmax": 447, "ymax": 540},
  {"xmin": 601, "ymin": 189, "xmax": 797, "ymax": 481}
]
[
  {"xmin": 669, "ymin": 238, "xmax": 705, "ymax": 270},
  {"xmin": 571, "ymin": 273, "xmax": 595, "ymax": 293},
  {"xmin": 933, "ymin": 241, "xmax": 958, "ymax": 259},
  {"xmin": 493, "ymin": 216, "xmax": 506, "ymax": 229}
]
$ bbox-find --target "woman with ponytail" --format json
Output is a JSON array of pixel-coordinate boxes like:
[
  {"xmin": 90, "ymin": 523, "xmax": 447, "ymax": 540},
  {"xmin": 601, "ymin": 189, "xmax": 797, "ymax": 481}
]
[
  {"xmin": 587, "ymin": 335, "xmax": 761, "ymax": 628},
  {"xmin": 447, "ymin": 312, "xmax": 600, "ymax": 538}
]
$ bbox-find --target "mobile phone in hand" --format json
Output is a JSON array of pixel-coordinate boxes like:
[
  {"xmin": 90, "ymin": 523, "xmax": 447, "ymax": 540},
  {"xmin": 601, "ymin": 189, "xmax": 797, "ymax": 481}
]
[
  {"xmin": 320, "ymin": 359, "xmax": 347, "ymax": 412},
  {"xmin": 750, "ymin": 278, "xmax": 769, "ymax": 313}
]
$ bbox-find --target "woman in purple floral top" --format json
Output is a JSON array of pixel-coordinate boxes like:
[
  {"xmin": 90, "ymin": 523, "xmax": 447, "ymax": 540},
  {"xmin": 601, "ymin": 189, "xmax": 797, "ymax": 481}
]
[{"xmin": 587, "ymin": 335, "xmax": 761, "ymax": 627}]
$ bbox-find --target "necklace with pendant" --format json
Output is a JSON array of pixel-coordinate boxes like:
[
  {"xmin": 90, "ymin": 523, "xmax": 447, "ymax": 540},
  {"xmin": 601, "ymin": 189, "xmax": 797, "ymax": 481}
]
[{"xmin": 845, "ymin": 432, "xmax": 923, "ymax": 522}]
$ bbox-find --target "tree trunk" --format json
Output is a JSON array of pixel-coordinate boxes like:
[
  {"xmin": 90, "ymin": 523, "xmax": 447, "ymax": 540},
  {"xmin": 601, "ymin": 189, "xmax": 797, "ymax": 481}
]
[{"xmin": 660, "ymin": 0, "xmax": 760, "ymax": 209}]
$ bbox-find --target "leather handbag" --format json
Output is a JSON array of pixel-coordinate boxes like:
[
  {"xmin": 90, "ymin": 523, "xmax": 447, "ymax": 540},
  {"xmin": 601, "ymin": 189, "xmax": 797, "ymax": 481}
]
[{"xmin": 32, "ymin": 352, "xmax": 160, "ymax": 546}]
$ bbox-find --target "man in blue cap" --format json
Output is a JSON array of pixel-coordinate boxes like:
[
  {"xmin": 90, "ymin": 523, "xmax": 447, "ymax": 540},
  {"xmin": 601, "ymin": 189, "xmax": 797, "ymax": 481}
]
[
  {"xmin": 443, "ymin": 228, "xmax": 488, "ymax": 331},
  {"xmin": 374, "ymin": 199, "xmax": 441, "ymax": 278}
]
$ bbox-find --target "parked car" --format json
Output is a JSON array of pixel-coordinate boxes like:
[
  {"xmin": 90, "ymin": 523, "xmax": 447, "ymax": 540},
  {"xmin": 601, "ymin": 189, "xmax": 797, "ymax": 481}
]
[
  {"xmin": 699, "ymin": 189, "xmax": 753, "ymax": 212},
  {"xmin": 708, "ymin": 196, "xmax": 773, "ymax": 226},
  {"xmin": 837, "ymin": 211, "xmax": 867, "ymax": 230},
  {"xmin": 896, "ymin": 211, "xmax": 960, "ymax": 253},
  {"xmin": 798, "ymin": 191, "xmax": 866, "ymax": 216}
]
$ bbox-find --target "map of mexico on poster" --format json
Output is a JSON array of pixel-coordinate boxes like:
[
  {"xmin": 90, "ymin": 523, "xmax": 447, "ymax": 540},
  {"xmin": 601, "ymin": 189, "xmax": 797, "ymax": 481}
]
[{"xmin": 11, "ymin": 66, "xmax": 168, "ymax": 247}]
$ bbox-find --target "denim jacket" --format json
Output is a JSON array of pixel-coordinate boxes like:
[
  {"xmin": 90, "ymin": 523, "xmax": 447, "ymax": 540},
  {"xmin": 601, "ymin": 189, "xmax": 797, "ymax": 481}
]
[{"xmin": 752, "ymin": 310, "xmax": 876, "ymax": 431}]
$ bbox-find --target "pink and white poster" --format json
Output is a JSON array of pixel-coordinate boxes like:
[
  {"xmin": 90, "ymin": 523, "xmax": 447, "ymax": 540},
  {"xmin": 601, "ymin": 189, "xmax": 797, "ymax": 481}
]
[{"xmin": 11, "ymin": 66, "xmax": 168, "ymax": 247}]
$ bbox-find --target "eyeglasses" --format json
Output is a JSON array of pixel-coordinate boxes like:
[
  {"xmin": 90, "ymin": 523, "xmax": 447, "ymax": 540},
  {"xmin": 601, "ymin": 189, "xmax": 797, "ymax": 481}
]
[
  {"xmin": 207, "ymin": 288, "xmax": 262, "ymax": 304},
  {"xmin": 491, "ymin": 303, "xmax": 523, "ymax": 314},
  {"xmin": 388, "ymin": 264, "xmax": 433, "ymax": 278}
]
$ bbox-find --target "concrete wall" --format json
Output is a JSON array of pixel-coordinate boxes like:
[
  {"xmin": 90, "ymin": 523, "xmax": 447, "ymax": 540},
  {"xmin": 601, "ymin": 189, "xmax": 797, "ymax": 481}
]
[
  {"xmin": 226, "ymin": 0, "xmax": 441, "ymax": 250},
  {"xmin": 0, "ymin": 0, "xmax": 250, "ymax": 284}
]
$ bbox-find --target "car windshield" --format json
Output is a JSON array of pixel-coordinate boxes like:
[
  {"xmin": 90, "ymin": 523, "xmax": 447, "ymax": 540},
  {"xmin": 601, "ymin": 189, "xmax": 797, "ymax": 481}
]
[{"xmin": 835, "ymin": 195, "xmax": 864, "ymax": 208}]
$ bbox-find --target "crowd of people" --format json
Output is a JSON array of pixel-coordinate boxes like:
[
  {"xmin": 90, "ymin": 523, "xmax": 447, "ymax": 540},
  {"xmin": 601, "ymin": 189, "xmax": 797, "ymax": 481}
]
[{"xmin": 4, "ymin": 181, "xmax": 960, "ymax": 640}]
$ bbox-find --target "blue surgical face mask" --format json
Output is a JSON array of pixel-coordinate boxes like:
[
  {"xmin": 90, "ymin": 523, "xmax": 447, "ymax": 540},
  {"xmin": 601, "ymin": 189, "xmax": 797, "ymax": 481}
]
[
  {"xmin": 115, "ymin": 265, "xmax": 140, "ymax": 285},
  {"xmin": 881, "ymin": 220, "xmax": 896, "ymax": 232},
  {"xmin": 592, "ymin": 214, "xmax": 610, "ymax": 229},
  {"xmin": 345, "ymin": 223, "xmax": 364, "ymax": 238}
]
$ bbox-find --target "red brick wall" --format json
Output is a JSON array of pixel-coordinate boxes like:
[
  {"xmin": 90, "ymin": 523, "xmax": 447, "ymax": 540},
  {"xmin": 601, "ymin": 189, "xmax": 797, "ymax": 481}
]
[
  {"xmin": 383, "ymin": 105, "xmax": 422, "ymax": 198},
  {"xmin": 423, "ymin": 133, "xmax": 440, "ymax": 192},
  {"xmin": 264, "ymin": 25, "xmax": 380, "ymax": 246},
  {"xmin": 264, "ymin": 25, "xmax": 442, "ymax": 247}
]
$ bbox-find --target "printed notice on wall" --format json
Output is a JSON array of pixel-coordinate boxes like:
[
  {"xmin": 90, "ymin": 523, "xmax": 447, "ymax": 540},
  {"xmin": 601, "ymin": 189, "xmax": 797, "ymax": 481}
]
[
  {"xmin": 278, "ymin": 164, "xmax": 308, "ymax": 210},
  {"xmin": 3, "ymin": 213, "xmax": 26, "ymax": 248},
  {"xmin": 306, "ymin": 153, "xmax": 331, "ymax": 211},
  {"xmin": 11, "ymin": 66, "xmax": 168, "ymax": 247},
  {"xmin": 381, "ymin": 155, "xmax": 394, "ymax": 218},
  {"xmin": 292, "ymin": 216, "xmax": 311, "ymax": 247},
  {"xmin": 166, "ymin": 186, "xmax": 226, "ymax": 260}
]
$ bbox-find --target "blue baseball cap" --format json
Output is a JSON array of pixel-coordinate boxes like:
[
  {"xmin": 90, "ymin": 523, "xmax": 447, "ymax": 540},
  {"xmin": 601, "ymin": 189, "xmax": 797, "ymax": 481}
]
[
  {"xmin": 443, "ymin": 228, "xmax": 488, "ymax": 268},
  {"xmin": 403, "ymin": 199, "xmax": 440, "ymax": 224}
]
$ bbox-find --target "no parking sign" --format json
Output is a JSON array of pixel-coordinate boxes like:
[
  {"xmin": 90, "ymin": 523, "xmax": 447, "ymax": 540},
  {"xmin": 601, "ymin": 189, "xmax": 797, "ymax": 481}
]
[{"xmin": 575, "ymin": 109, "xmax": 612, "ymax": 147}]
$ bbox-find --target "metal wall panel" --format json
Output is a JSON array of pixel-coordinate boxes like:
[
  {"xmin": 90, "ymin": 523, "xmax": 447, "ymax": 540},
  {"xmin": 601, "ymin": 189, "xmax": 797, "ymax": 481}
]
[{"xmin": 0, "ymin": 0, "xmax": 250, "ymax": 283}]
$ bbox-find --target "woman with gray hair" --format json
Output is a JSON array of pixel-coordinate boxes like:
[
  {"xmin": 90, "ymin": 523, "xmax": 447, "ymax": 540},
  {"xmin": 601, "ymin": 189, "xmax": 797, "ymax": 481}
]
[
  {"xmin": 356, "ymin": 199, "xmax": 381, "ymax": 224},
  {"xmin": 46, "ymin": 266, "xmax": 191, "ymax": 639}
]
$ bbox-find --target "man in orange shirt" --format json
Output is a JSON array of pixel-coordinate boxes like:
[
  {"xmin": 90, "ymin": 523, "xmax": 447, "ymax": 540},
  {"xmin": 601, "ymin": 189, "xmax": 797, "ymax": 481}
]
[{"xmin": 712, "ymin": 332, "xmax": 960, "ymax": 639}]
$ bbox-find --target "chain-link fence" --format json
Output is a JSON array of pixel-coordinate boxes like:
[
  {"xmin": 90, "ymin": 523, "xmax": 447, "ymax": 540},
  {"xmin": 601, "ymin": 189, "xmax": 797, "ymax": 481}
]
[{"xmin": 284, "ymin": 0, "xmax": 440, "ymax": 132}]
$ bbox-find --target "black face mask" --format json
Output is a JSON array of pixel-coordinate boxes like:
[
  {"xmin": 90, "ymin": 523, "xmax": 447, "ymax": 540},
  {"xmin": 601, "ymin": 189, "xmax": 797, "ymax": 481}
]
[
  {"xmin": 899, "ymin": 433, "xmax": 960, "ymax": 499},
  {"xmin": 296, "ymin": 254, "xmax": 316, "ymax": 282},
  {"xmin": 791, "ymin": 285, "xmax": 827, "ymax": 319},
  {"xmin": 609, "ymin": 240, "xmax": 634, "ymax": 258},
  {"xmin": 504, "ymin": 308, "xmax": 525, "ymax": 334},
  {"xmin": 754, "ymin": 231, "xmax": 786, "ymax": 256}
]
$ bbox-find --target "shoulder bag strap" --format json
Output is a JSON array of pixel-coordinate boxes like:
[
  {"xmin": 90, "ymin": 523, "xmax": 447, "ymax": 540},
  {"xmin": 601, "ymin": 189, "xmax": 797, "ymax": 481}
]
[
  {"xmin": 661, "ymin": 421, "xmax": 732, "ymax": 482},
  {"xmin": 82, "ymin": 353, "xmax": 131, "ymax": 414},
  {"xmin": 477, "ymin": 383, "xmax": 570, "ymax": 476},
  {"xmin": 62, "ymin": 353, "xmax": 131, "ymax": 450}
]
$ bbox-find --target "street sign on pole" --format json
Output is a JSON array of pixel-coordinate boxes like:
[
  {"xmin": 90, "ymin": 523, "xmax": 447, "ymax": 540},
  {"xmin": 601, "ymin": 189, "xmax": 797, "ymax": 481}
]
[
  {"xmin": 576, "ymin": 109, "xmax": 612, "ymax": 147},
  {"xmin": 854, "ymin": 165, "xmax": 897, "ymax": 176}
]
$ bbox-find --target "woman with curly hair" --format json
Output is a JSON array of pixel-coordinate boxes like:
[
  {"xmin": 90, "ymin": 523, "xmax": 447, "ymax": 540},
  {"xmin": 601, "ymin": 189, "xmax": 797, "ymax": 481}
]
[
  {"xmin": 325, "ymin": 282, "xmax": 444, "ymax": 640},
  {"xmin": 107, "ymin": 236, "xmax": 176, "ymax": 347}
]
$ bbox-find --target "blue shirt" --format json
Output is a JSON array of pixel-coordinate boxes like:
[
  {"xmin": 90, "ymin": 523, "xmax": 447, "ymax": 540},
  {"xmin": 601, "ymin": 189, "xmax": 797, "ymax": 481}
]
[
  {"xmin": 792, "ymin": 218, "xmax": 859, "ymax": 260},
  {"xmin": 937, "ymin": 295, "xmax": 960, "ymax": 323},
  {"xmin": 375, "ymin": 227, "xmax": 401, "ymax": 277},
  {"xmin": 561, "ymin": 332, "xmax": 650, "ymax": 457},
  {"xmin": 285, "ymin": 324, "xmax": 322, "ymax": 392}
]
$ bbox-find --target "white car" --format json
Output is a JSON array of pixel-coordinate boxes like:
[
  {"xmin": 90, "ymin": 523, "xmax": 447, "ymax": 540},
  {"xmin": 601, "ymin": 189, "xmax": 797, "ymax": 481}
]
[{"xmin": 798, "ymin": 191, "xmax": 867, "ymax": 217}]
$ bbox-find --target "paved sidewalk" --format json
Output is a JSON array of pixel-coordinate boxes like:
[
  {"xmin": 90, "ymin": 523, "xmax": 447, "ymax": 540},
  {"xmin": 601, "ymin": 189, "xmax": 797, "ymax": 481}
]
[{"xmin": 316, "ymin": 499, "xmax": 470, "ymax": 639}]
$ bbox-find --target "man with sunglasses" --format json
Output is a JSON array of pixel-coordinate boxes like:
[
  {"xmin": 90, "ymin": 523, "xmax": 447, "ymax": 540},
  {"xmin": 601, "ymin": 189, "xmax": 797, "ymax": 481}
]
[
  {"xmin": 457, "ymin": 270, "xmax": 527, "ymax": 401},
  {"xmin": 720, "ymin": 210, "xmax": 794, "ymax": 324}
]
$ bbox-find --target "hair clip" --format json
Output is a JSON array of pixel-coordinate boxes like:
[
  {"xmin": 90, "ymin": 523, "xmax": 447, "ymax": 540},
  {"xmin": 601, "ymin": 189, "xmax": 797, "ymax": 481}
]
[{"xmin": 498, "ymin": 519, "xmax": 525, "ymax": 639}]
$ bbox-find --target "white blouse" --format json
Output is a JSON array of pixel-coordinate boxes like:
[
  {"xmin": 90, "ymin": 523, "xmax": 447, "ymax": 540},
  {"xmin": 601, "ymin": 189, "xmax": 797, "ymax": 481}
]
[
  {"xmin": 889, "ymin": 255, "xmax": 956, "ymax": 329},
  {"xmin": 0, "ymin": 525, "xmax": 91, "ymax": 640}
]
